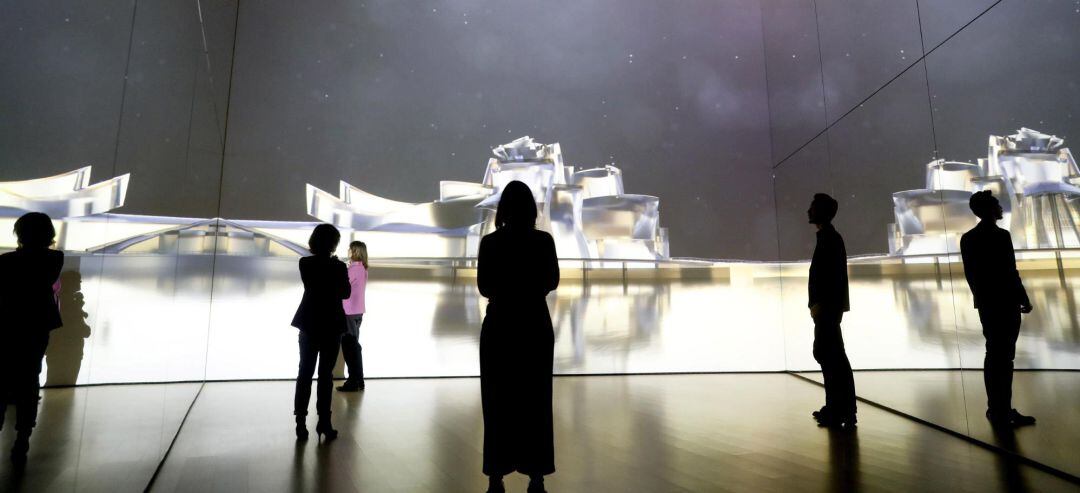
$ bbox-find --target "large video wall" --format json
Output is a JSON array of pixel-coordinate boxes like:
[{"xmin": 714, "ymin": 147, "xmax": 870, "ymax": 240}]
[{"xmin": 2, "ymin": 0, "xmax": 1079, "ymax": 477}]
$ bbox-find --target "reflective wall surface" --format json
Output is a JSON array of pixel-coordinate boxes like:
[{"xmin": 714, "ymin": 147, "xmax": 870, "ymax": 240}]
[{"xmin": 766, "ymin": 0, "xmax": 1080, "ymax": 478}]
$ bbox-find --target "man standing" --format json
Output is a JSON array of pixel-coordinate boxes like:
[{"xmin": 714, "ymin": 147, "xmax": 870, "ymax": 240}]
[
  {"xmin": 960, "ymin": 190, "xmax": 1036, "ymax": 427},
  {"xmin": 807, "ymin": 193, "xmax": 856, "ymax": 428}
]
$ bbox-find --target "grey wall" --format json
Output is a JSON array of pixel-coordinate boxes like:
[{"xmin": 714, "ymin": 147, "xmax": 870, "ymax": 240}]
[
  {"xmin": 0, "ymin": 0, "xmax": 236, "ymax": 218},
  {"xmin": 218, "ymin": 0, "xmax": 777, "ymax": 259},
  {"xmin": 767, "ymin": 0, "xmax": 1080, "ymax": 259}
]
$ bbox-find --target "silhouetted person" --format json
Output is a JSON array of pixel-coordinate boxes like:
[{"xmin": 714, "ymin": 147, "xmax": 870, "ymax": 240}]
[
  {"xmin": 291, "ymin": 224, "xmax": 351, "ymax": 441},
  {"xmin": 0, "ymin": 212, "xmax": 64, "ymax": 465},
  {"xmin": 46, "ymin": 271, "xmax": 91, "ymax": 386},
  {"xmin": 477, "ymin": 180, "xmax": 559, "ymax": 493},
  {"xmin": 960, "ymin": 190, "xmax": 1035, "ymax": 427},
  {"xmin": 807, "ymin": 193, "xmax": 856, "ymax": 428},
  {"xmin": 337, "ymin": 240, "xmax": 368, "ymax": 392}
]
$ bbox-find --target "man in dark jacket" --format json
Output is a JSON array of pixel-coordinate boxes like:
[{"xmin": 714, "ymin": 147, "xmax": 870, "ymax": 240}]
[
  {"xmin": 807, "ymin": 193, "xmax": 855, "ymax": 428},
  {"xmin": 960, "ymin": 190, "xmax": 1035, "ymax": 427}
]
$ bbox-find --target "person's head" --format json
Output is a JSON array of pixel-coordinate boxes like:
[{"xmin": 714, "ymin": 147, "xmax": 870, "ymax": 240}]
[
  {"xmin": 807, "ymin": 193, "xmax": 839, "ymax": 225},
  {"xmin": 348, "ymin": 240, "xmax": 368, "ymax": 268},
  {"xmin": 14, "ymin": 212, "xmax": 56, "ymax": 249},
  {"xmin": 307, "ymin": 223, "xmax": 341, "ymax": 256},
  {"xmin": 969, "ymin": 190, "xmax": 1003, "ymax": 221},
  {"xmin": 494, "ymin": 180, "xmax": 538, "ymax": 230}
]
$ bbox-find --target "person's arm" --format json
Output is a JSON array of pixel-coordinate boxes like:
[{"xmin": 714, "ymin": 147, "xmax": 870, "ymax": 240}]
[
  {"xmin": 543, "ymin": 232, "xmax": 559, "ymax": 294},
  {"xmin": 298, "ymin": 257, "xmax": 311, "ymax": 289},
  {"xmin": 47, "ymin": 250, "xmax": 64, "ymax": 286},
  {"xmin": 477, "ymin": 236, "xmax": 493, "ymax": 299}
]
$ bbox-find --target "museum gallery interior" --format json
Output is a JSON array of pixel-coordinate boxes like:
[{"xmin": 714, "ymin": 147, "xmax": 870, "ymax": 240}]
[{"xmin": 2, "ymin": 0, "xmax": 1080, "ymax": 491}]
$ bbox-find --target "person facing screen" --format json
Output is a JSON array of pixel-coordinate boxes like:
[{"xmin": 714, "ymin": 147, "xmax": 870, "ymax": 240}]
[
  {"xmin": 337, "ymin": 240, "xmax": 368, "ymax": 393},
  {"xmin": 0, "ymin": 212, "xmax": 65, "ymax": 466},
  {"xmin": 290, "ymin": 223, "xmax": 351, "ymax": 441},
  {"xmin": 477, "ymin": 180, "xmax": 560, "ymax": 493},
  {"xmin": 806, "ymin": 193, "xmax": 856, "ymax": 429},
  {"xmin": 960, "ymin": 190, "xmax": 1035, "ymax": 428}
]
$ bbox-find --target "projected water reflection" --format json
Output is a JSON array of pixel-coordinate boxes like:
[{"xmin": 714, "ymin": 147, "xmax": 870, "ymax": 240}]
[{"xmin": 44, "ymin": 251, "xmax": 1080, "ymax": 384}]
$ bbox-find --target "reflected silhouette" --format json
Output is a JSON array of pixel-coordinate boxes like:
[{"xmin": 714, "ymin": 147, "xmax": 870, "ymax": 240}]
[
  {"xmin": 960, "ymin": 191, "xmax": 1036, "ymax": 427},
  {"xmin": 291, "ymin": 223, "xmax": 350, "ymax": 441},
  {"xmin": 807, "ymin": 194, "xmax": 856, "ymax": 428},
  {"xmin": 45, "ymin": 270, "xmax": 90, "ymax": 387},
  {"xmin": 827, "ymin": 429, "xmax": 861, "ymax": 492},
  {"xmin": 0, "ymin": 212, "xmax": 64, "ymax": 466},
  {"xmin": 477, "ymin": 181, "xmax": 559, "ymax": 493},
  {"xmin": 990, "ymin": 427, "xmax": 1031, "ymax": 492}
]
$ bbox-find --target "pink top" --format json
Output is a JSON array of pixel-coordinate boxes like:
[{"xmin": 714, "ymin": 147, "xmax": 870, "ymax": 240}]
[{"xmin": 342, "ymin": 262, "xmax": 367, "ymax": 315}]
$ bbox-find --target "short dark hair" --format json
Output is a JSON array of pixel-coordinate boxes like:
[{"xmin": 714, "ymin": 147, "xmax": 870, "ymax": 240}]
[
  {"xmin": 812, "ymin": 193, "xmax": 839, "ymax": 222},
  {"xmin": 307, "ymin": 223, "xmax": 341, "ymax": 256},
  {"xmin": 969, "ymin": 190, "xmax": 998, "ymax": 218},
  {"xmin": 494, "ymin": 180, "xmax": 538, "ymax": 230},
  {"xmin": 14, "ymin": 212, "xmax": 56, "ymax": 249}
]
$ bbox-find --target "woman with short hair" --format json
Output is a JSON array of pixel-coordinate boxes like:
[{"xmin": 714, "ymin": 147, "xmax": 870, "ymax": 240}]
[
  {"xmin": 291, "ymin": 223, "xmax": 350, "ymax": 440},
  {"xmin": 0, "ymin": 212, "xmax": 64, "ymax": 465}
]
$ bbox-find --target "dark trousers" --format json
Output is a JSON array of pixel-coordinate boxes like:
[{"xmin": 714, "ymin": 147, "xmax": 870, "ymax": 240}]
[
  {"xmin": 294, "ymin": 331, "xmax": 341, "ymax": 417},
  {"xmin": 813, "ymin": 310, "xmax": 856, "ymax": 417},
  {"xmin": 0, "ymin": 331, "xmax": 50, "ymax": 432},
  {"xmin": 341, "ymin": 315, "xmax": 364, "ymax": 385},
  {"xmin": 978, "ymin": 307, "xmax": 1021, "ymax": 414}
]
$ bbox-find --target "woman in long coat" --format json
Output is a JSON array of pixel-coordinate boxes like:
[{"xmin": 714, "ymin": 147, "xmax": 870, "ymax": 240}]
[{"xmin": 477, "ymin": 180, "xmax": 560, "ymax": 493}]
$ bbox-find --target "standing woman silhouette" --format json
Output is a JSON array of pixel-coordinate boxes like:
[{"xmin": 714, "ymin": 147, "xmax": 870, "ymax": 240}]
[
  {"xmin": 477, "ymin": 180, "xmax": 560, "ymax": 493},
  {"xmin": 291, "ymin": 224, "xmax": 350, "ymax": 440},
  {"xmin": 0, "ymin": 212, "xmax": 64, "ymax": 465}
]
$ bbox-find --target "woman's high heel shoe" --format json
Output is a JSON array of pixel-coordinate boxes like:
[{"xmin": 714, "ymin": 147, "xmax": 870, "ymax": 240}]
[
  {"xmin": 315, "ymin": 417, "xmax": 338, "ymax": 441},
  {"xmin": 295, "ymin": 417, "xmax": 309, "ymax": 440}
]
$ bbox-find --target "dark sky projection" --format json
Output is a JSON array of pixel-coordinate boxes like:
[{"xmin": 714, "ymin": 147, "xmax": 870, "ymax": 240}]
[{"xmin": 221, "ymin": 0, "xmax": 777, "ymax": 259}]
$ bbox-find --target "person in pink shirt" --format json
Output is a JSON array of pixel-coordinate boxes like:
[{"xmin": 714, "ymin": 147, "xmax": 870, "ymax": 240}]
[{"xmin": 337, "ymin": 241, "xmax": 368, "ymax": 392}]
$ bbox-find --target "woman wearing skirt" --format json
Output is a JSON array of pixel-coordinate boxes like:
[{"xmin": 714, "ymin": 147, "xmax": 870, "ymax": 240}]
[{"xmin": 477, "ymin": 180, "xmax": 560, "ymax": 493}]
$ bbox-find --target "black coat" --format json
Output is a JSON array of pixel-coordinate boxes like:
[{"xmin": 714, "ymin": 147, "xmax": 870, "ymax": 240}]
[
  {"xmin": 477, "ymin": 226, "xmax": 559, "ymax": 476},
  {"xmin": 0, "ymin": 248, "xmax": 64, "ymax": 332},
  {"xmin": 291, "ymin": 255, "xmax": 351, "ymax": 335},
  {"xmin": 808, "ymin": 224, "xmax": 850, "ymax": 312},
  {"xmin": 960, "ymin": 221, "xmax": 1029, "ymax": 310}
]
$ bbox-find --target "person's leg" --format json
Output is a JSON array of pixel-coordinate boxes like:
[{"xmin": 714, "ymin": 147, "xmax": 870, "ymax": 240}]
[
  {"xmin": 315, "ymin": 333, "xmax": 341, "ymax": 427},
  {"xmin": 980, "ymin": 308, "xmax": 1009, "ymax": 418},
  {"xmin": 14, "ymin": 332, "xmax": 49, "ymax": 433},
  {"xmin": 813, "ymin": 315, "xmax": 837, "ymax": 414},
  {"xmin": 832, "ymin": 313, "xmax": 857, "ymax": 420},
  {"xmin": 352, "ymin": 315, "xmax": 364, "ymax": 385},
  {"xmin": 339, "ymin": 333, "xmax": 360, "ymax": 388},
  {"xmin": 294, "ymin": 332, "xmax": 318, "ymax": 417}
]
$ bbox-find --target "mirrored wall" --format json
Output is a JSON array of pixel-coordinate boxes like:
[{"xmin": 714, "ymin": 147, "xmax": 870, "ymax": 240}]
[{"xmin": 765, "ymin": 0, "xmax": 1080, "ymax": 478}]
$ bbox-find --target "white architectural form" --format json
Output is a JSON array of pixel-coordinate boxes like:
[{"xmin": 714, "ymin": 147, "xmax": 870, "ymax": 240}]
[
  {"xmin": 307, "ymin": 137, "xmax": 669, "ymax": 260},
  {"xmin": 890, "ymin": 128, "xmax": 1080, "ymax": 255}
]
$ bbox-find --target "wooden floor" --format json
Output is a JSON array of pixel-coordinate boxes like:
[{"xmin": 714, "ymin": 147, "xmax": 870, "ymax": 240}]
[
  {"xmin": 142, "ymin": 374, "xmax": 1077, "ymax": 492},
  {"xmin": 3, "ymin": 374, "xmax": 1078, "ymax": 492}
]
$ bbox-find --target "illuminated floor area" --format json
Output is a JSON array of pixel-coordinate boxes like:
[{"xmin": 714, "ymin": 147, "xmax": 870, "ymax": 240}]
[{"xmin": 3, "ymin": 375, "xmax": 1066, "ymax": 492}]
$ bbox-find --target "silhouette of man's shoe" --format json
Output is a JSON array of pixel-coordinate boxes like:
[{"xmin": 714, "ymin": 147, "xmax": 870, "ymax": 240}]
[
  {"xmin": 986, "ymin": 409, "xmax": 1034, "ymax": 428},
  {"xmin": 1009, "ymin": 409, "xmax": 1036, "ymax": 427},
  {"xmin": 486, "ymin": 475, "xmax": 505, "ymax": 493},
  {"xmin": 315, "ymin": 417, "xmax": 338, "ymax": 441},
  {"xmin": 336, "ymin": 381, "xmax": 364, "ymax": 392},
  {"xmin": 11, "ymin": 433, "xmax": 30, "ymax": 466},
  {"xmin": 527, "ymin": 476, "xmax": 547, "ymax": 493},
  {"xmin": 812, "ymin": 406, "xmax": 829, "ymax": 422},
  {"xmin": 295, "ymin": 416, "xmax": 309, "ymax": 440},
  {"xmin": 816, "ymin": 413, "xmax": 856, "ymax": 429}
]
